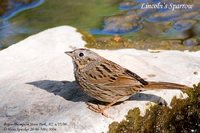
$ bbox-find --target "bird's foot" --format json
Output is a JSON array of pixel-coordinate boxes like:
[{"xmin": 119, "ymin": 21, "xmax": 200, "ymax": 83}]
[{"xmin": 86, "ymin": 102, "xmax": 109, "ymax": 117}]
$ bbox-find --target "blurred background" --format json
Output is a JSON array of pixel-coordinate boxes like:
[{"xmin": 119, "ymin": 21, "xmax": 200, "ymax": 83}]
[{"xmin": 0, "ymin": 0, "xmax": 199, "ymax": 50}]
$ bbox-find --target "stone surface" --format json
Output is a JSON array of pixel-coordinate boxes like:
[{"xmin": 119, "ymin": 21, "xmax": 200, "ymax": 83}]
[
  {"xmin": 103, "ymin": 13, "xmax": 141, "ymax": 34},
  {"xmin": 0, "ymin": 26, "xmax": 200, "ymax": 133},
  {"xmin": 183, "ymin": 38, "xmax": 199, "ymax": 46}
]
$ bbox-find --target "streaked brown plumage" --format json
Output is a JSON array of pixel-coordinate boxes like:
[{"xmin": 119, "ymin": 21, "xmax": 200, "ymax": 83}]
[{"xmin": 65, "ymin": 48, "xmax": 188, "ymax": 116}]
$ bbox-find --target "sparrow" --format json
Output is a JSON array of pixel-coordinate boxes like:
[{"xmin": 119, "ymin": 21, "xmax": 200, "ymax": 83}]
[{"xmin": 65, "ymin": 48, "xmax": 187, "ymax": 116}]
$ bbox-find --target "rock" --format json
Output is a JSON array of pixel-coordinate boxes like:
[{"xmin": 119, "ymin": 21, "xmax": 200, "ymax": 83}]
[
  {"xmin": 135, "ymin": 8, "xmax": 157, "ymax": 17},
  {"xmin": 173, "ymin": 20, "xmax": 196, "ymax": 31},
  {"xmin": 175, "ymin": 11, "xmax": 200, "ymax": 20},
  {"xmin": 163, "ymin": 18, "xmax": 198, "ymax": 39},
  {"xmin": 103, "ymin": 21, "xmax": 141, "ymax": 34},
  {"xmin": 183, "ymin": 38, "xmax": 199, "ymax": 46},
  {"xmin": 104, "ymin": 13, "xmax": 140, "ymax": 25},
  {"xmin": 147, "ymin": 10, "xmax": 181, "ymax": 22},
  {"xmin": 169, "ymin": 20, "xmax": 197, "ymax": 39},
  {"xmin": 101, "ymin": 10, "xmax": 141, "ymax": 34},
  {"xmin": 103, "ymin": 14, "xmax": 141, "ymax": 34},
  {"xmin": 0, "ymin": 26, "xmax": 200, "ymax": 133}
]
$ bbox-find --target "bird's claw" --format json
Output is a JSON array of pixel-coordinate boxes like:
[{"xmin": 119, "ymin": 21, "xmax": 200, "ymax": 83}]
[{"xmin": 86, "ymin": 102, "xmax": 109, "ymax": 117}]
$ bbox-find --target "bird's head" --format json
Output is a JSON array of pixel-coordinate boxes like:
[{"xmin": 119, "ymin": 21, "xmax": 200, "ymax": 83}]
[{"xmin": 65, "ymin": 48, "xmax": 102, "ymax": 68}]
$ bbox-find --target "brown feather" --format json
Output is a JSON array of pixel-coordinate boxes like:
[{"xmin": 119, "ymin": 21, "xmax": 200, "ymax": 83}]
[{"xmin": 144, "ymin": 81, "xmax": 188, "ymax": 90}]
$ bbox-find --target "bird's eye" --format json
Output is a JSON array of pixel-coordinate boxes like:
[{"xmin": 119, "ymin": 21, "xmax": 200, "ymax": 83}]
[{"xmin": 79, "ymin": 52, "xmax": 84, "ymax": 57}]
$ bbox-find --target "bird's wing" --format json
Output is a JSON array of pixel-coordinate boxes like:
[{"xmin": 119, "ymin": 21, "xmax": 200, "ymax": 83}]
[
  {"xmin": 83, "ymin": 60, "xmax": 147, "ymax": 88},
  {"xmin": 124, "ymin": 69, "xmax": 148, "ymax": 85}
]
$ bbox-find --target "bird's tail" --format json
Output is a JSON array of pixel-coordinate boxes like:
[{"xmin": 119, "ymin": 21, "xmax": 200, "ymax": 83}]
[{"xmin": 144, "ymin": 81, "xmax": 188, "ymax": 90}]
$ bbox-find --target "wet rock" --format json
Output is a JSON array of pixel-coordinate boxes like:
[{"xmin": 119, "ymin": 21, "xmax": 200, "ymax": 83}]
[
  {"xmin": 173, "ymin": 20, "xmax": 196, "ymax": 31},
  {"xmin": 103, "ymin": 21, "xmax": 141, "ymax": 34},
  {"xmin": 105, "ymin": 13, "xmax": 140, "ymax": 25},
  {"xmin": 103, "ymin": 13, "xmax": 141, "ymax": 34},
  {"xmin": 135, "ymin": 8, "xmax": 157, "ymax": 17},
  {"xmin": 147, "ymin": 10, "xmax": 181, "ymax": 22},
  {"xmin": 183, "ymin": 38, "xmax": 199, "ymax": 46},
  {"xmin": 164, "ymin": 19, "xmax": 197, "ymax": 39},
  {"xmin": 175, "ymin": 11, "xmax": 200, "ymax": 20}
]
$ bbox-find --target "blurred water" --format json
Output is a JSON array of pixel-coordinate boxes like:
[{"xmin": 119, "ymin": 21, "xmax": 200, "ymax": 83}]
[
  {"xmin": 92, "ymin": 0, "xmax": 200, "ymax": 39},
  {"xmin": 0, "ymin": 0, "xmax": 199, "ymax": 49},
  {"xmin": 1, "ymin": 0, "xmax": 44, "ymax": 20},
  {"xmin": 0, "ymin": 0, "xmax": 44, "ymax": 48},
  {"xmin": 0, "ymin": 0, "xmax": 121, "ymax": 48}
]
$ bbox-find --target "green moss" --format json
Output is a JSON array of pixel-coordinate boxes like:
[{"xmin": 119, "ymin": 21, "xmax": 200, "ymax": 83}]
[
  {"xmin": 1, "ymin": 43, "xmax": 9, "ymax": 49},
  {"xmin": 109, "ymin": 83, "xmax": 200, "ymax": 133},
  {"xmin": 77, "ymin": 29, "xmax": 96, "ymax": 44},
  {"xmin": 85, "ymin": 36, "xmax": 200, "ymax": 51}
]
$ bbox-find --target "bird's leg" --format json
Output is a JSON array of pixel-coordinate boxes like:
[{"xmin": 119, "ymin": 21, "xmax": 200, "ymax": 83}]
[
  {"xmin": 86, "ymin": 102, "xmax": 102, "ymax": 113},
  {"xmin": 86, "ymin": 101, "xmax": 117, "ymax": 117}
]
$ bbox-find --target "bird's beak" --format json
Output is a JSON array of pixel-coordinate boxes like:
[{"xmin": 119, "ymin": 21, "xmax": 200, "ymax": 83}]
[{"xmin": 64, "ymin": 51, "xmax": 73, "ymax": 57}]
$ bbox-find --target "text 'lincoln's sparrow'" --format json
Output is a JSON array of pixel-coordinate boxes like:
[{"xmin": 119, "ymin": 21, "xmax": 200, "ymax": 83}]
[{"xmin": 65, "ymin": 48, "xmax": 187, "ymax": 116}]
